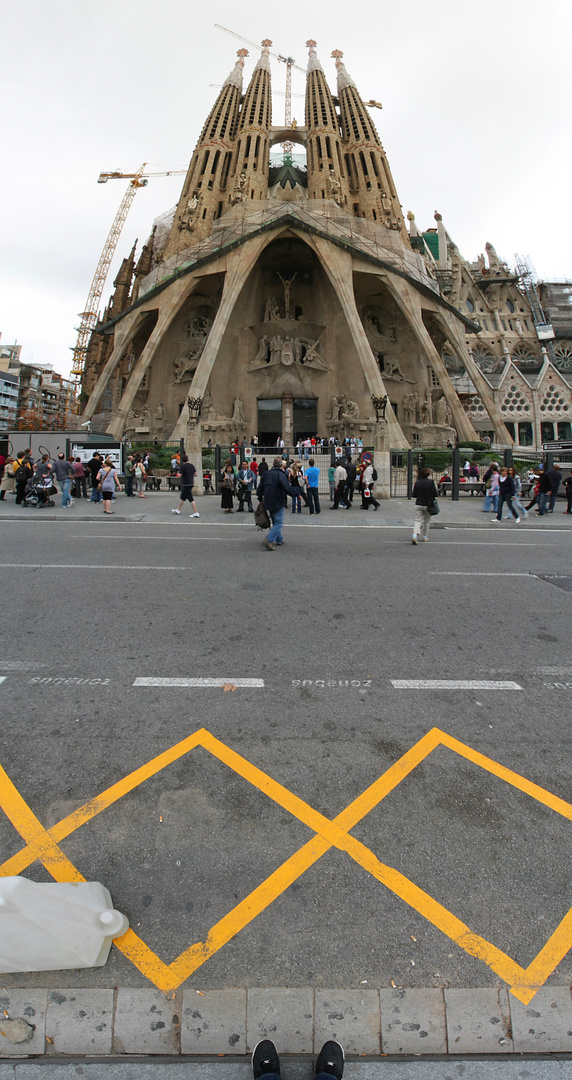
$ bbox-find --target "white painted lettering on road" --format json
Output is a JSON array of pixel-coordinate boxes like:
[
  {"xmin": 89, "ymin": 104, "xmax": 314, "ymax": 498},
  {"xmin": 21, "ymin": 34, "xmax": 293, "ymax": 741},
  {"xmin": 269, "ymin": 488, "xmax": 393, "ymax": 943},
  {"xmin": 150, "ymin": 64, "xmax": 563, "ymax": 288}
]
[
  {"xmin": 27, "ymin": 677, "xmax": 111, "ymax": 686},
  {"xmin": 133, "ymin": 677, "xmax": 265, "ymax": 688},
  {"xmin": 543, "ymin": 682, "xmax": 572, "ymax": 690},
  {"xmin": 292, "ymin": 679, "xmax": 372, "ymax": 689},
  {"xmin": 390, "ymin": 679, "xmax": 522, "ymax": 690}
]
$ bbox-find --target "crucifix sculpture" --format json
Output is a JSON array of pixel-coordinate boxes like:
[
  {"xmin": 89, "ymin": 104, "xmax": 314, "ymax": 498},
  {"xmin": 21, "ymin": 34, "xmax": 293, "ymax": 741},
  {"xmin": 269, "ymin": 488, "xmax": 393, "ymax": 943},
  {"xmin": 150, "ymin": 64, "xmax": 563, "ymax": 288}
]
[{"xmin": 277, "ymin": 272, "xmax": 296, "ymax": 320}]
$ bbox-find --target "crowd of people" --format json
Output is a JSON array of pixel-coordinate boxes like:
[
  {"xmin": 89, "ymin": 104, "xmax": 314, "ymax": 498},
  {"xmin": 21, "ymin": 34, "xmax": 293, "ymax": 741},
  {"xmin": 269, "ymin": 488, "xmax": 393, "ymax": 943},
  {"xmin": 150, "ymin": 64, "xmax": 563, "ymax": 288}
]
[{"xmin": 0, "ymin": 449, "xmax": 146, "ymax": 513}]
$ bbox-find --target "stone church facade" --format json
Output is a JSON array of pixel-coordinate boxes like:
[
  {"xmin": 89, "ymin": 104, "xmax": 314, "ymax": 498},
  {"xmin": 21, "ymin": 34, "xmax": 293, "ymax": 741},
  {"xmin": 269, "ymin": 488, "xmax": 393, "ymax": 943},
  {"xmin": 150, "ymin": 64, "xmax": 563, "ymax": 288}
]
[{"xmin": 81, "ymin": 43, "xmax": 571, "ymax": 458}]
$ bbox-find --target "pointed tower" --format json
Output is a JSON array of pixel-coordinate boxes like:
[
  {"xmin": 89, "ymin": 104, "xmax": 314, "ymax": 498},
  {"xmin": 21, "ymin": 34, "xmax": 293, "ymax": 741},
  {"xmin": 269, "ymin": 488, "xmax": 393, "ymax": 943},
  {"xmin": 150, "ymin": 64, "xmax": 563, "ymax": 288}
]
[
  {"xmin": 131, "ymin": 227, "xmax": 156, "ymax": 303},
  {"xmin": 106, "ymin": 241, "xmax": 137, "ymax": 319},
  {"xmin": 162, "ymin": 50, "xmax": 247, "ymax": 256},
  {"xmin": 333, "ymin": 51, "xmax": 406, "ymax": 233},
  {"xmin": 304, "ymin": 40, "xmax": 349, "ymax": 207},
  {"xmin": 229, "ymin": 41, "xmax": 272, "ymax": 204}
]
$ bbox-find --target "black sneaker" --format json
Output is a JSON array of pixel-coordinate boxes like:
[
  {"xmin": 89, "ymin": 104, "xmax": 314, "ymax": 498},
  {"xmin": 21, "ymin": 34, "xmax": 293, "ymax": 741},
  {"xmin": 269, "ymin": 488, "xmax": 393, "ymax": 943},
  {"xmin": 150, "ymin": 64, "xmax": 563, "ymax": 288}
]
[
  {"xmin": 315, "ymin": 1040, "xmax": 344, "ymax": 1079},
  {"xmin": 252, "ymin": 1039, "xmax": 280, "ymax": 1079}
]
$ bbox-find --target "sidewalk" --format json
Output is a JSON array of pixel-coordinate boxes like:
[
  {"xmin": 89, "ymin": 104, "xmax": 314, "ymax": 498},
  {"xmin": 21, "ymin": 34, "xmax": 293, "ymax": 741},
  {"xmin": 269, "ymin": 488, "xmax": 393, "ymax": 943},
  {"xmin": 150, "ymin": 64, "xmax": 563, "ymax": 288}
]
[{"xmin": 1, "ymin": 491, "xmax": 570, "ymax": 529}]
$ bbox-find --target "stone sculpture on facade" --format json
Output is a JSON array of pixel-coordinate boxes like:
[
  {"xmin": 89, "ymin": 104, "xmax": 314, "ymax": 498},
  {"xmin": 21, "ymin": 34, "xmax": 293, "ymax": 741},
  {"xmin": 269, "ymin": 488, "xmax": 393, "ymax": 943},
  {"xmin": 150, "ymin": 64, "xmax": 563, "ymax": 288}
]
[{"xmin": 250, "ymin": 333, "xmax": 328, "ymax": 371}]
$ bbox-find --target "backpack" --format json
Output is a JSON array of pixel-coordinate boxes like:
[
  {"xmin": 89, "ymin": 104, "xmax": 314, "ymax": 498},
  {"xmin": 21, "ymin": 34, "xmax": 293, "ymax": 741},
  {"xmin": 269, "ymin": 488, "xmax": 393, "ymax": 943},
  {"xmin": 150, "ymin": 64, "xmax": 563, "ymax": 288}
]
[
  {"xmin": 372, "ymin": 467, "xmax": 378, "ymax": 481},
  {"xmin": 15, "ymin": 465, "xmax": 29, "ymax": 483}
]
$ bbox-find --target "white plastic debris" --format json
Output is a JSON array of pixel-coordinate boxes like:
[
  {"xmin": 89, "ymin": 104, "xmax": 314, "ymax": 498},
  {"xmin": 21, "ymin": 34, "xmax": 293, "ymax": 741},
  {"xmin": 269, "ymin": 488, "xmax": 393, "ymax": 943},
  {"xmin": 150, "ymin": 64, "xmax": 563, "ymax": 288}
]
[{"xmin": 0, "ymin": 877, "xmax": 129, "ymax": 972}]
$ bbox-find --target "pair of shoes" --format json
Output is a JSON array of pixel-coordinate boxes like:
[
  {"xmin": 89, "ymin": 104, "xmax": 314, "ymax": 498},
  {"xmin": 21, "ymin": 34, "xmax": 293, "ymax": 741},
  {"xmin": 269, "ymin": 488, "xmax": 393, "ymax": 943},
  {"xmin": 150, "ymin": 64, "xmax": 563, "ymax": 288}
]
[
  {"xmin": 491, "ymin": 518, "xmax": 501, "ymax": 523},
  {"xmin": 252, "ymin": 1040, "xmax": 343, "ymax": 1080},
  {"xmin": 104, "ymin": 511, "xmax": 114, "ymax": 515},
  {"xmin": 264, "ymin": 540, "xmax": 276, "ymax": 550},
  {"xmin": 411, "ymin": 537, "xmax": 418, "ymax": 545},
  {"xmin": 421, "ymin": 537, "xmax": 429, "ymax": 542},
  {"xmin": 275, "ymin": 540, "xmax": 284, "ymax": 546},
  {"xmin": 171, "ymin": 508, "xmax": 181, "ymax": 514},
  {"xmin": 514, "ymin": 517, "xmax": 521, "ymax": 524},
  {"xmin": 190, "ymin": 512, "xmax": 200, "ymax": 518}
]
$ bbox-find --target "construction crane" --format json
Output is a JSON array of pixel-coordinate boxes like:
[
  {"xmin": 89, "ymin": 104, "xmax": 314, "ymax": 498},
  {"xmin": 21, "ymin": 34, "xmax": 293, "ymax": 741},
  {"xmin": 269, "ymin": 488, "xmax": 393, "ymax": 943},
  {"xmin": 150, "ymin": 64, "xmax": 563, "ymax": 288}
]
[
  {"xmin": 69, "ymin": 163, "xmax": 186, "ymax": 395},
  {"xmin": 215, "ymin": 24, "xmax": 305, "ymax": 162}
]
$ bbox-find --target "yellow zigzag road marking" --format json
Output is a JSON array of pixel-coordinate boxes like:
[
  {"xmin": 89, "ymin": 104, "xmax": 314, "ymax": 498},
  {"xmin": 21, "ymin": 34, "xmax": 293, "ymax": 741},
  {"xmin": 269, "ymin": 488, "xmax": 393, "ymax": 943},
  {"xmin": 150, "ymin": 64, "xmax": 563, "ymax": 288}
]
[{"xmin": 1, "ymin": 727, "xmax": 571, "ymax": 1002}]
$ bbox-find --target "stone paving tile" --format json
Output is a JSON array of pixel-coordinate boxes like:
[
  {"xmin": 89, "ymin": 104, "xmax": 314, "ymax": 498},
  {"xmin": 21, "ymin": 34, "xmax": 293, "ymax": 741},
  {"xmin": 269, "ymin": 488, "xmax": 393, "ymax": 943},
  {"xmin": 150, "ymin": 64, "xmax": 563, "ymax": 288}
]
[
  {"xmin": 0, "ymin": 1068, "xmax": 13, "ymax": 1079},
  {"xmin": 380, "ymin": 988, "xmax": 445, "ymax": 1055},
  {"xmin": 314, "ymin": 990, "xmax": 380, "ymax": 1055},
  {"xmin": 444, "ymin": 987, "xmax": 513, "ymax": 1054},
  {"xmin": 45, "ymin": 989, "xmax": 114, "ymax": 1055},
  {"xmin": 182, "ymin": 989, "xmax": 246, "ymax": 1055},
  {"xmin": 113, "ymin": 989, "xmax": 181, "ymax": 1054},
  {"xmin": 0, "ymin": 991, "xmax": 47, "ymax": 1057},
  {"xmin": 247, "ymin": 989, "xmax": 313, "ymax": 1054},
  {"xmin": 510, "ymin": 985, "xmax": 572, "ymax": 1053}
]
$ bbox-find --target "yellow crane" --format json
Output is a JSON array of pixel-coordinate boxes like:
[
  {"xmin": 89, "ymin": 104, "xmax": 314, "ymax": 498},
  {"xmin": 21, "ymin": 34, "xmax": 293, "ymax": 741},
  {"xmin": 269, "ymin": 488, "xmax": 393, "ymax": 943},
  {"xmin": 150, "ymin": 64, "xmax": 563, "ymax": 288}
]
[{"xmin": 69, "ymin": 163, "xmax": 186, "ymax": 395}]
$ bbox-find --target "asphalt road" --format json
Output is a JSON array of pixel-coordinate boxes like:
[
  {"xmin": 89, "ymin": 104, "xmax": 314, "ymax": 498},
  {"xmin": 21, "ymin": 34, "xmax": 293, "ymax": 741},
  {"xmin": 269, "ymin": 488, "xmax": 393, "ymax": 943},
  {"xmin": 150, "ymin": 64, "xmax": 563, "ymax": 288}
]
[{"xmin": 1, "ymin": 514, "xmax": 572, "ymax": 998}]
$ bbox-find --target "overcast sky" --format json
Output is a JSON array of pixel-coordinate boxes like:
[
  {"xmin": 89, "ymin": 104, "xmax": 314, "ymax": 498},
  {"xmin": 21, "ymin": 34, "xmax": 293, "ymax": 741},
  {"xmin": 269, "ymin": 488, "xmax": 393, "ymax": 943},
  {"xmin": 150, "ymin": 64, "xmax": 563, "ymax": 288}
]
[{"xmin": 2, "ymin": 0, "xmax": 571, "ymax": 376}]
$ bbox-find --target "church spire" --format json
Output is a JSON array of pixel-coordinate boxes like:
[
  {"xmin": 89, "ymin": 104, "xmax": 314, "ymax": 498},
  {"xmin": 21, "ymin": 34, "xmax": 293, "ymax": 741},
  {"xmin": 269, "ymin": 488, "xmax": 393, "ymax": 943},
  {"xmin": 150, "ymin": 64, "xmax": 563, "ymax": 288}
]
[
  {"xmin": 162, "ymin": 51, "xmax": 247, "ymax": 255},
  {"xmin": 332, "ymin": 49, "xmax": 406, "ymax": 233},
  {"xmin": 305, "ymin": 41, "xmax": 349, "ymax": 207},
  {"xmin": 229, "ymin": 40, "xmax": 272, "ymax": 204}
]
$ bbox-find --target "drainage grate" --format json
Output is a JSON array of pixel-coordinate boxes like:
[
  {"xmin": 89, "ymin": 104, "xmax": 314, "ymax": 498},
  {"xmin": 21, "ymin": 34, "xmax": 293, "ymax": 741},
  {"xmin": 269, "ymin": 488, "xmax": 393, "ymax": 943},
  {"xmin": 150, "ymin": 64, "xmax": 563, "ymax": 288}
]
[{"xmin": 534, "ymin": 574, "xmax": 572, "ymax": 593}]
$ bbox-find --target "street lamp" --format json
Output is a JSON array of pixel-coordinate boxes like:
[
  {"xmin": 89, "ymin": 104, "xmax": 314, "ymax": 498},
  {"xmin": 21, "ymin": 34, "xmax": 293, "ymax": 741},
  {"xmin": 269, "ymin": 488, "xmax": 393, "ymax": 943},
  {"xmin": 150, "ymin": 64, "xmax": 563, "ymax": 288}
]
[
  {"xmin": 371, "ymin": 394, "xmax": 388, "ymax": 422},
  {"xmin": 187, "ymin": 396, "xmax": 203, "ymax": 423}
]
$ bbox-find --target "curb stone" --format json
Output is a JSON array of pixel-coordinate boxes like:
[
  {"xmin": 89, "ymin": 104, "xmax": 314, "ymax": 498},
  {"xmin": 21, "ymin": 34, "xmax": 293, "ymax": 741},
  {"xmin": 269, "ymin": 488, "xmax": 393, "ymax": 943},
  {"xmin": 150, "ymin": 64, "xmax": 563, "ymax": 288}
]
[{"xmin": 2, "ymin": 987, "xmax": 572, "ymax": 1058}]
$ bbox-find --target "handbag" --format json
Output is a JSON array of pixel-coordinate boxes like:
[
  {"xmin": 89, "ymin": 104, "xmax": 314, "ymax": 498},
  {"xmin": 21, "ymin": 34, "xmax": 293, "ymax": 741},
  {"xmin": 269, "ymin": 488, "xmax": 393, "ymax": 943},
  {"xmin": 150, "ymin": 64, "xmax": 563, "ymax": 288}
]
[
  {"xmin": 254, "ymin": 502, "xmax": 271, "ymax": 530},
  {"xmin": 427, "ymin": 499, "xmax": 440, "ymax": 516}
]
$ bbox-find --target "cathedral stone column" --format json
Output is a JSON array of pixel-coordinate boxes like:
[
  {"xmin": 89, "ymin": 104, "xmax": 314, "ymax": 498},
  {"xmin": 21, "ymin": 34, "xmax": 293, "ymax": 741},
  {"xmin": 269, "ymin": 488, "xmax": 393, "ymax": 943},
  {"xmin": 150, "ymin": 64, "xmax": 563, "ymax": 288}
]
[
  {"xmin": 106, "ymin": 275, "xmax": 200, "ymax": 439},
  {"xmin": 379, "ymin": 276, "xmax": 477, "ymax": 443},
  {"xmin": 168, "ymin": 232, "xmax": 273, "ymax": 442},
  {"xmin": 310, "ymin": 236, "xmax": 410, "ymax": 448}
]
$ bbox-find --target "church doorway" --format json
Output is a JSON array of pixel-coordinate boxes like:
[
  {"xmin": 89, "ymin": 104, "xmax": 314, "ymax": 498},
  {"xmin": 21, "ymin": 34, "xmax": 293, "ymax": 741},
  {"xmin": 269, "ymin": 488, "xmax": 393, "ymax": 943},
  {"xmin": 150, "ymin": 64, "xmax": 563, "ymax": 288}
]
[
  {"xmin": 257, "ymin": 398, "xmax": 282, "ymax": 446},
  {"xmin": 293, "ymin": 398, "xmax": 317, "ymax": 442}
]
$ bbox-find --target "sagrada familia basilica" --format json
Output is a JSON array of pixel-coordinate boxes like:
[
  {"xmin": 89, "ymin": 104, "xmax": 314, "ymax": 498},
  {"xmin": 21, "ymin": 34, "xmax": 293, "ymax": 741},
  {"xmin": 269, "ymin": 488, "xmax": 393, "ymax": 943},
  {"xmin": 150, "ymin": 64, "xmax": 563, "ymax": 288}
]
[{"xmin": 80, "ymin": 41, "xmax": 572, "ymax": 460}]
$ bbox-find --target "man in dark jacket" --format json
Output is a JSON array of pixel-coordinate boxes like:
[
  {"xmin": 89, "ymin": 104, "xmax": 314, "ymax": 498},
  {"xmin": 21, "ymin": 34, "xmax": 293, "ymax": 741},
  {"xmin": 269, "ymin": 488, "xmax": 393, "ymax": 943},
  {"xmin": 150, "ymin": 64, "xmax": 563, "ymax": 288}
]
[
  {"xmin": 86, "ymin": 453, "xmax": 103, "ymax": 503},
  {"xmin": 257, "ymin": 458, "xmax": 297, "ymax": 550},
  {"xmin": 545, "ymin": 465, "xmax": 562, "ymax": 513},
  {"xmin": 537, "ymin": 467, "xmax": 552, "ymax": 516}
]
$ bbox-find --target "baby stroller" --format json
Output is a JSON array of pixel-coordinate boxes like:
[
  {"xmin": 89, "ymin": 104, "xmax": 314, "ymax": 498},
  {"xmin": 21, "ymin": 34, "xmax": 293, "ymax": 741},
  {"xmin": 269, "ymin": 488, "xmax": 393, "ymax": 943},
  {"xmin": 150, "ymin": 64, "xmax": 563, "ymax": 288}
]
[{"xmin": 25, "ymin": 476, "xmax": 56, "ymax": 508}]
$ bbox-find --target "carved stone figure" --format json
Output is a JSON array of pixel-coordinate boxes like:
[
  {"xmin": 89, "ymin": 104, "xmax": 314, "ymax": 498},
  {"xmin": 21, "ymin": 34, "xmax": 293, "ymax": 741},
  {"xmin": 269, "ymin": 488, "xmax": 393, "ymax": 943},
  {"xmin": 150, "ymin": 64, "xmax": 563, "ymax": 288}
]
[
  {"xmin": 154, "ymin": 402, "xmax": 165, "ymax": 421},
  {"xmin": 174, "ymin": 354, "xmax": 199, "ymax": 382},
  {"xmin": 380, "ymin": 355, "xmax": 410, "ymax": 381},
  {"xmin": 231, "ymin": 172, "xmax": 248, "ymax": 204},
  {"xmin": 231, "ymin": 397, "xmax": 248, "ymax": 425},
  {"xmin": 179, "ymin": 193, "xmax": 200, "ymax": 233},
  {"xmin": 419, "ymin": 398, "xmax": 430, "ymax": 425},
  {"xmin": 264, "ymin": 296, "xmax": 281, "ymax": 322},
  {"xmin": 253, "ymin": 335, "xmax": 270, "ymax": 364},
  {"xmin": 328, "ymin": 394, "xmax": 346, "ymax": 422},
  {"xmin": 281, "ymin": 336, "xmax": 295, "ymax": 366},
  {"xmin": 269, "ymin": 335, "xmax": 283, "ymax": 364},
  {"xmin": 435, "ymin": 396, "xmax": 448, "ymax": 426},
  {"xmin": 328, "ymin": 169, "xmax": 344, "ymax": 207},
  {"xmin": 402, "ymin": 392, "xmax": 419, "ymax": 425},
  {"xmin": 515, "ymin": 318, "xmax": 524, "ymax": 335},
  {"xmin": 424, "ymin": 388, "xmax": 433, "ymax": 425},
  {"xmin": 341, "ymin": 399, "xmax": 359, "ymax": 421},
  {"xmin": 277, "ymin": 272, "xmax": 296, "ymax": 319},
  {"xmin": 365, "ymin": 312, "xmax": 397, "ymax": 344}
]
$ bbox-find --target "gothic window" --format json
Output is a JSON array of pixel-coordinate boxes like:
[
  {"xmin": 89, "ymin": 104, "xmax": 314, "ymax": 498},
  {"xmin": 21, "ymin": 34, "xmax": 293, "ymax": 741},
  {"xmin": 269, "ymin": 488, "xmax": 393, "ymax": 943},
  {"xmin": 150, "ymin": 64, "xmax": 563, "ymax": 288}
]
[
  {"xmin": 359, "ymin": 151, "xmax": 369, "ymax": 176},
  {"xmin": 540, "ymin": 384, "xmax": 569, "ymax": 414},
  {"xmin": 501, "ymin": 319, "xmax": 507, "ymax": 330},
  {"xmin": 518, "ymin": 422, "xmax": 533, "ymax": 445},
  {"xmin": 372, "ymin": 208, "xmax": 377, "ymax": 220},
  {"xmin": 554, "ymin": 344, "xmax": 572, "ymax": 371},
  {"xmin": 471, "ymin": 346, "xmax": 500, "ymax": 373},
  {"xmin": 506, "ymin": 298, "xmax": 515, "ymax": 313},
  {"xmin": 501, "ymin": 384, "xmax": 530, "ymax": 414},
  {"xmin": 466, "ymin": 298, "xmax": 474, "ymax": 313},
  {"xmin": 200, "ymin": 151, "xmax": 209, "ymax": 175},
  {"xmin": 336, "ymin": 143, "xmax": 344, "ymax": 176},
  {"xmin": 370, "ymin": 153, "xmax": 380, "ymax": 177},
  {"xmin": 325, "ymin": 135, "xmax": 332, "ymax": 159},
  {"xmin": 512, "ymin": 343, "xmax": 541, "ymax": 367}
]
